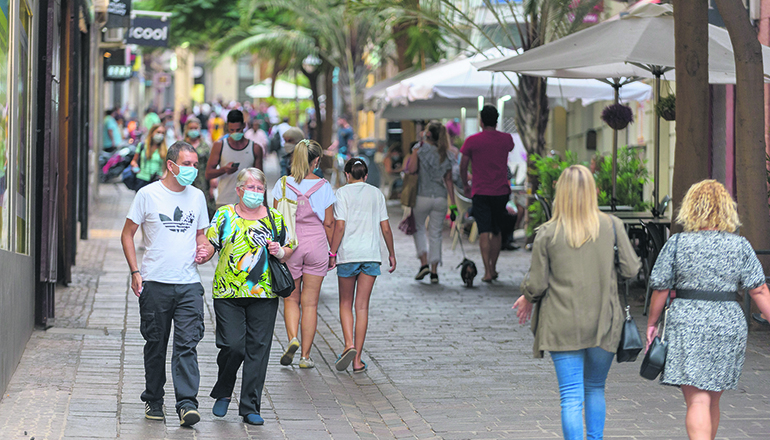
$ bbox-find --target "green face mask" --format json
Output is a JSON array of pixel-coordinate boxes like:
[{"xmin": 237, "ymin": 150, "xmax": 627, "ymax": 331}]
[
  {"xmin": 231, "ymin": 132, "xmax": 244, "ymax": 141},
  {"xmin": 187, "ymin": 129, "xmax": 200, "ymax": 139}
]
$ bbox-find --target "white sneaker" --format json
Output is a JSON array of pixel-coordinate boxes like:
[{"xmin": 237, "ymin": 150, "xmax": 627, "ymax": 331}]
[
  {"xmin": 298, "ymin": 357, "xmax": 315, "ymax": 369},
  {"xmin": 280, "ymin": 338, "xmax": 300, "ymax": 366}
]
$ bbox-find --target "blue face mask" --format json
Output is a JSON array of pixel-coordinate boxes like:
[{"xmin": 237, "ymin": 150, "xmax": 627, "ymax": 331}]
[
  {"xmin": 187, "ymin": 129, "xmax": 200, "ymax": 139},
  {"xmin": 242, "ymin": 190, "xmax": 264, "ymax": 209},
  {"xmin": 230, "ymin": 132, "xmax": 244, "ymax": 141},
  {"xmin": 171, "ymin": 162, "xmax": 198, "ymax": 186}
]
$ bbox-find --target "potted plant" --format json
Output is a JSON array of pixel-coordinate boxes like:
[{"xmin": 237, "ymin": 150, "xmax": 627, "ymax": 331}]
[
  {"xmin": 601, "ymin": 103, "xmax": 634, "ymax": 130},
  {"xmin": 655, "ymin": 94, "xmax": 676, "ymax": 121}
]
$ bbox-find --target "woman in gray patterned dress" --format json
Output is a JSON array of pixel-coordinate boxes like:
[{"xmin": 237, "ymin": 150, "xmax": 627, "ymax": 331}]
[{"xmin": 647, "ymin": 179, "xmax": 770, "ymax": 440}]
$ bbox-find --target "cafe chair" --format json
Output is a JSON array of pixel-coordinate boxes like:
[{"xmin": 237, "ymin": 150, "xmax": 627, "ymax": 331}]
[{"xmin": 641, "ymin": 220, "xmax": 666, "ymax": 315}]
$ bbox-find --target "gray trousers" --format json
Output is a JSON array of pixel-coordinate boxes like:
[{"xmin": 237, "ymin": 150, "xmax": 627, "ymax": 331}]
[
  {"xmin": 210, "ymin": 297, "xmax": 279, "ymax": 416},
  {"xmin": 412, "ymin": 195, "xmax": 448, "ymax": 265},
  {"xmin": 139, "ymin": 281, "xmax": 205, "ymax": 411}
]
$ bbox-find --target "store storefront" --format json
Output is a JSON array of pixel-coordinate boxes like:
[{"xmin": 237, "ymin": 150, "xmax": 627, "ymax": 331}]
[{"xmin": 0, "ymin": 0, "xmax": 92, "ymax": 396}]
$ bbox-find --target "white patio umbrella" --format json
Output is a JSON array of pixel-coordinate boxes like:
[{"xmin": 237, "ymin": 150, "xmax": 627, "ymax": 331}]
[
  {"xmin": 477, "ymin": 3, "xmax": 770, "ymax": 210},
  {"xmin": 245, "ymin": 79, "xmax": 313, "ymax": 100},
  {"xmin": 383, "ymin": 48, "xmax": 652, "ymax": 106}
]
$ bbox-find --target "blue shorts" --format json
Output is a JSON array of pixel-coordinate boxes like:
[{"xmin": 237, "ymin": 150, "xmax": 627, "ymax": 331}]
[{"xmin": 336, "ymin": 262, "xmax": 381, "ymax": 278}]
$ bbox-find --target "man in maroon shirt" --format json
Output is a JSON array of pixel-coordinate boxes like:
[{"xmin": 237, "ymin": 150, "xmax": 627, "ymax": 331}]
[{"xmin": 460, "ymin": 105, "xmax": 514, "ymax": 282}]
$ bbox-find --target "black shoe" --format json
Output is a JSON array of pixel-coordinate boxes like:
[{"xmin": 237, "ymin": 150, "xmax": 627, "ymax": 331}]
[
  {"xmin": 144, "ymin": 401, "xmax": 164, "ymax": 421},
  {"xmin": 502, "ymin": 242, "xmax": 520, "ymax": 251},
  {"xmin": 752, "ymin": 313, "xmax": 769, "ymax": 326},
  {"xmin": 430, "ymin": 273, "xmax": 439, "ymax": 284},
  {"xmin": 178, "ymin": 406, "xmax": 201, "ymax": 427},
  {"xmin": 415, "ymin": 265, "xmax": 430, "ymax": 280}
]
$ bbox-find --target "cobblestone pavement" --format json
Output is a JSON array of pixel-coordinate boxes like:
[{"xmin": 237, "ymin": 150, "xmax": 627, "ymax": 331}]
[{"xmin": 1, "ymin": 172, "xmax": 770, "ymax": 439}]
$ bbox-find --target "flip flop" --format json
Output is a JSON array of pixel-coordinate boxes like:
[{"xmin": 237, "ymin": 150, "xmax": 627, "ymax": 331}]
[
  {"xmin": 335, "ymin": 347, "xmax": 357, "ymax": 371},
  {"xmin": 481, "ymin": 278, "xmax": 493, "ymax": 283},
  {"xmin": 352, "ymin": 361, "xmax": 367, "ymax": 374}
]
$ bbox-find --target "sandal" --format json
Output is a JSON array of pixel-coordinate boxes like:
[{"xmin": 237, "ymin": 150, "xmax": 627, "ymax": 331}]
[
  {"xmin": 335, "ymin": 347, "xmax": 357, "ymax": 371},
  {"xmin": 352, "ymin": 361, "xmax": 367, "ymax": 374}
]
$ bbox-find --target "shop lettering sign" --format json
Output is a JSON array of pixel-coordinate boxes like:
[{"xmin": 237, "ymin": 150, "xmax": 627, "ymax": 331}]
[
  {"xmin": 105, "ymin": 65, "xmax": 133, "ymax": 81},
  {"xmin": 127, "ymin": 17, "xmax": 170, "ymax": 47},
  {"xmin": 106, "ymin": 0, "xmax": 131, "ymax": 29}
]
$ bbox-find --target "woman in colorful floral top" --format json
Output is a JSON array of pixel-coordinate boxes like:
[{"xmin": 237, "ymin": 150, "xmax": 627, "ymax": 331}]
[{"xmin": 202, "ymin": 167, "xmax": 294, "ymax": 426}]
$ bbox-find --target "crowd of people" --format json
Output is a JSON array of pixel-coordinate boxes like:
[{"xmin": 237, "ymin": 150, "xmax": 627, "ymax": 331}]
[{"xmin": 113, "ymin": 99, "xmax": 770, "ymax": 440}]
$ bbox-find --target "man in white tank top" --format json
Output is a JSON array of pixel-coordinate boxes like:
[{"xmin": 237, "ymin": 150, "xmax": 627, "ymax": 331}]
[{"xmin": 205, "ymin": 109, "xmax": 264, "ymax": 208}]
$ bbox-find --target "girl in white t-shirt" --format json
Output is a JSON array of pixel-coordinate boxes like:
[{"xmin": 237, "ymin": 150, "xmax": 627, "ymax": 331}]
[{"xmin": 329, "ymin": 158, "xmax": 396, "ymax": 373}]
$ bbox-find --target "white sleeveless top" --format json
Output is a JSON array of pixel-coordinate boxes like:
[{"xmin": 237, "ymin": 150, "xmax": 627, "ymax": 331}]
[{"xmin": 216, "ymin": 138, "xmax": 255, "ymax": 205}]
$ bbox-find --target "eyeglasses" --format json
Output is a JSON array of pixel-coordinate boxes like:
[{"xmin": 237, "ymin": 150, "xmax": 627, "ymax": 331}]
[{"xmin": 242, "ymin": 185, "xmax": 265, "ymax": 192}]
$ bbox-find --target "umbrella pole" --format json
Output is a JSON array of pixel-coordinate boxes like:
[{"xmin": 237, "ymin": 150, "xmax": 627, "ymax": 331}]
[
  {"xmin": 653, "ymin": 73, "xmax": 661, "ymax": 216},
  {"xmin": 612, "ymin": 83, "xmax": 619, "ymax": 212}
]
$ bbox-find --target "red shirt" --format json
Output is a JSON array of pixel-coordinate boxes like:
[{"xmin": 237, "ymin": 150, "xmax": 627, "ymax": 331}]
[{"xmin": 460, "ymin": 129, "xmax": 514, "ymax": 197}]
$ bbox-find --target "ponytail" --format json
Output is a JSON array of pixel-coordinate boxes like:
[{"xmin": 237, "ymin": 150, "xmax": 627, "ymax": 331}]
[
  {"xmin": 290, "ymin": 139, "xmax": 323, "ymax": 184},
  {"xmin": 426, "ymin": 121, "xmax": 448, "ymax": 162}
]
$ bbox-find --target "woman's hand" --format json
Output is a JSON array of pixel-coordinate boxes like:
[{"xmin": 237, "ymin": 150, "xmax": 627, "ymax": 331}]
[
  {"xmin": 328, "ymin": 255, "xmax": 337, "ymax": 270},
  {"xmin": 195, "ymin": 243, "xmax": 215, "ymax": 264},
  {"xmin": 645, "ymin": 325, "xmax": 658, "ymax": 352},
  {"xmin": 512, "ymin": 295, "xmax": 533, "ymax": 325},
  {"xmin": 267, "ymin": 240, "xmax": 286, "ymax": 259},
  {"xmin": 131, "ymin": 272, "xmax": 143, "ymax": 297}
]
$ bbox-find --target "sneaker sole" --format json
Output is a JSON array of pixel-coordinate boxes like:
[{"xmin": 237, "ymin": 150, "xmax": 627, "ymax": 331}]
[
  {"xmin": 280, "ymin": 341, "xmax": 300, "ymax": 366},
  {"xmin": 335, "ymin": 348, "xmax": 357, "ymax": 371},
  {"xmin": 180, "ymin": 410, "xmax": 201, "ymax": 426},
  {"xmin": 145, "ymin": 413, "xmax": 164, "ymax": 421},
  {"xmin": 415, "ymin": 268, "xmax": 430, "ymax": 280}
]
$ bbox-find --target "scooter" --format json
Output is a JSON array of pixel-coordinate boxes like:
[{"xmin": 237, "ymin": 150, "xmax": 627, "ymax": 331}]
[{"xmin": 99, "ymin": 144, "xmax": 136, "ymax": 183}]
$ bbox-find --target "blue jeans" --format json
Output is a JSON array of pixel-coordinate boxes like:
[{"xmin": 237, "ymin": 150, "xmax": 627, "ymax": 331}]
[{"xmin": 550, "ymin": 347, "xmax": 615, "ymax": 440}]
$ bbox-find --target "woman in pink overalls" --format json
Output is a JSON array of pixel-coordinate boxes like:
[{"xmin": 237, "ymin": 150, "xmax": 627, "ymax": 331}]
[{"xmin": 272, "ymin": 139, "xmax": 336, "ymax": 368}]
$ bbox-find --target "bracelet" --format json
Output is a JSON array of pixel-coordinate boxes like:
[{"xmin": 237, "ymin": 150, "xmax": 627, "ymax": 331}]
[
  {"xmin": 449, "ymin": 204, "xmax": 457, "ymax": 211},
  {"xmin": 130, "ymin": 270, "xmax": 140, "ymax": 275},
  {"xmin": 329, "ymin": 252, "xmax": 337, "ymax": 257},
  {"xmin": 275, "ymin": 247, "xmax": 285, "ymax": 259}
]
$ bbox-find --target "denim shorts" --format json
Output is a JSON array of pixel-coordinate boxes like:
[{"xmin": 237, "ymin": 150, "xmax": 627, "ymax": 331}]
[{"xmin": 336, "ymin": 262, "xmax": 381, "ymax": 278}]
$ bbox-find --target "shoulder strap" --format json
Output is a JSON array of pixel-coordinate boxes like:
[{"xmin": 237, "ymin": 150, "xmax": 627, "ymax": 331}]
[
  {"xmin": 305, "ymin": 179, "xmax": 327, "ymax": 197},
  {"xmin": 285, "ymin": 179, "xmax": 302, "ymax": 196},
  {"xmin": 266, "ymin": 208, "xmax": 278, "ymax": 241},
  {"xmin": 280, "ymin": 176, "xmax": 288, "ymax": 199}
]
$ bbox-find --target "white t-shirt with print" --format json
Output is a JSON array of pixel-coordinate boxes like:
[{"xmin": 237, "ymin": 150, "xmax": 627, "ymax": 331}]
[
  {"xmin": 127, "ymin": 181, "xmax": 210, "ymax": 284},
  {"xmin": 334, "ymin": 182, "xmax": 389, "ymax": 264},
  {"xmin": 271, "ymin": 176, "xmax": 335, "ymax": 222}
]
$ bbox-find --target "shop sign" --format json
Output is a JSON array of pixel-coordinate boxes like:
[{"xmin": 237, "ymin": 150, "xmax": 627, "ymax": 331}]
[
  {"xmin": 127, "ymin": 17, "xmax": 170, "ymax": 47},
  {"xmin": 105, "ymin": 65, "xmax": 133, "ymax": 81},
  {"xmin": 106, "ymin": 0, "xmax": 131, "ymax": 29}
]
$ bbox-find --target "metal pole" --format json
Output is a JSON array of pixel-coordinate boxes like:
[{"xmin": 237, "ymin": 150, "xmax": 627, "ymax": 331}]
[
  {"xmin": 653, "ymin": 74, "xmax": 661, "ymax": 216},
  {"xmin": 612, "ymin": 82, "xmax": 619, "ymax": 211}
]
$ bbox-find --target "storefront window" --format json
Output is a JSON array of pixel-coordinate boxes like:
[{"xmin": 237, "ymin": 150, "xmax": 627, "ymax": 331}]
[
  {"xmin": 14, "ymin": 1, "xmax": 31, "ymax": 254},
  {"xmin": 0, "ymin": 0, "xmax": 9, "ymax": 252}
]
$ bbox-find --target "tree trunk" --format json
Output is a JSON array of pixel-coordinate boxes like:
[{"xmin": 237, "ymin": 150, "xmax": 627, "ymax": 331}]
[
  {"xmin": 393, "ymin": 0, "xmax": 418, "ymax": 72},
  {"xmin": 302, "ymin": 63, "xmax": 324, "ymax": 143},
  {"xmin": 323, "ymin": 63, "xmax": 335, "ymax": 145},
  {"xmin": 714, "ymin": 0, "xmax": 770, "ymax": 261},
  {"xmin": 671, "ymin": 0, "xmax": 710, "ymax": 233}
]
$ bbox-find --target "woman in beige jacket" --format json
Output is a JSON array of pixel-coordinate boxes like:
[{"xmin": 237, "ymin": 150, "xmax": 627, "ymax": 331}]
[{"xmin": 514, "ymin": 165, "xmax": 641, "ymax": 440}]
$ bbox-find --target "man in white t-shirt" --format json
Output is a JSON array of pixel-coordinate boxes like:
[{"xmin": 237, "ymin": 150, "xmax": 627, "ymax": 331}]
[{"xmin": 120, "ymin": 141, "xmax": 212, "ymax": 427}]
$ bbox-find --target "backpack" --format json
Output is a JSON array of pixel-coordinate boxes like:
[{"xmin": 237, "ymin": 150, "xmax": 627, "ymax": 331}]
[{"xmin": 269, "ymin": 130, "xmax": 282, "ymax": 154}]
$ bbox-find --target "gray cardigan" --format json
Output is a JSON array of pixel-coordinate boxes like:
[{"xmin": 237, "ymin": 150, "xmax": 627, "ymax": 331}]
[{"xmin": 521, "ymin": 214, "xmax": 642, "ymax": 358}]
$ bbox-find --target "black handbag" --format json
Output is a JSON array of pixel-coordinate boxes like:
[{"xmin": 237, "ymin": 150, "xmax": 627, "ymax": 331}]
[
  {"xmin": 266, "ymin": 209, "xmax": 295, "ymax": 298},
  {"xmin": 640, "ymin": 234, "xmax": 678, "ymax": 379},
  {"xmin": 640, "ymin": 302, "xmax": 668, "ymax": 379},
  {"xmin": 613, "ymin": 221, "xmax": 644, "ymax": 363}
]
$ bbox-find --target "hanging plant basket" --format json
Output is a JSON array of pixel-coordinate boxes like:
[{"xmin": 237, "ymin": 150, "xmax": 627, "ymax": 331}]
[
  {"xmin": 601, "ymin": 103, "xmax": 634, "ymax": 130},
  {"xmin": 655, "ymin": 94, "xmax": 676, "ymax": 121}
]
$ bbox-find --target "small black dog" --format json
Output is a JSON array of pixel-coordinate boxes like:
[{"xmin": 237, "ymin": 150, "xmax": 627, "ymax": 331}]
[{"xmin": 457, "ymin": 258, "xmax": 478, "ymax": 287}]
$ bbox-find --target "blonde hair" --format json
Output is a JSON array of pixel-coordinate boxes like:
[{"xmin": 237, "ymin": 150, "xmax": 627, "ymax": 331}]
[
  {"xmin": 545, "ymin": 164, "xmax": 601, "ymax": 248},
  {"xmin": 146, "ymin": 124, "xmax": 168, "ymax": 161},
  {"xmin": 184, "ymin": 116, "xmax": 201, "ymax": 135},
  {"xmin": 236, "ymin": 167, "xmax": 267, "ymax": 188},
  {"xmin": 290, "ymin": 139, "xmax": 323, "ymax": 184},
  {"xmin": 676, "ymin": 179, "xmax": 740, "ymax": 232}
]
